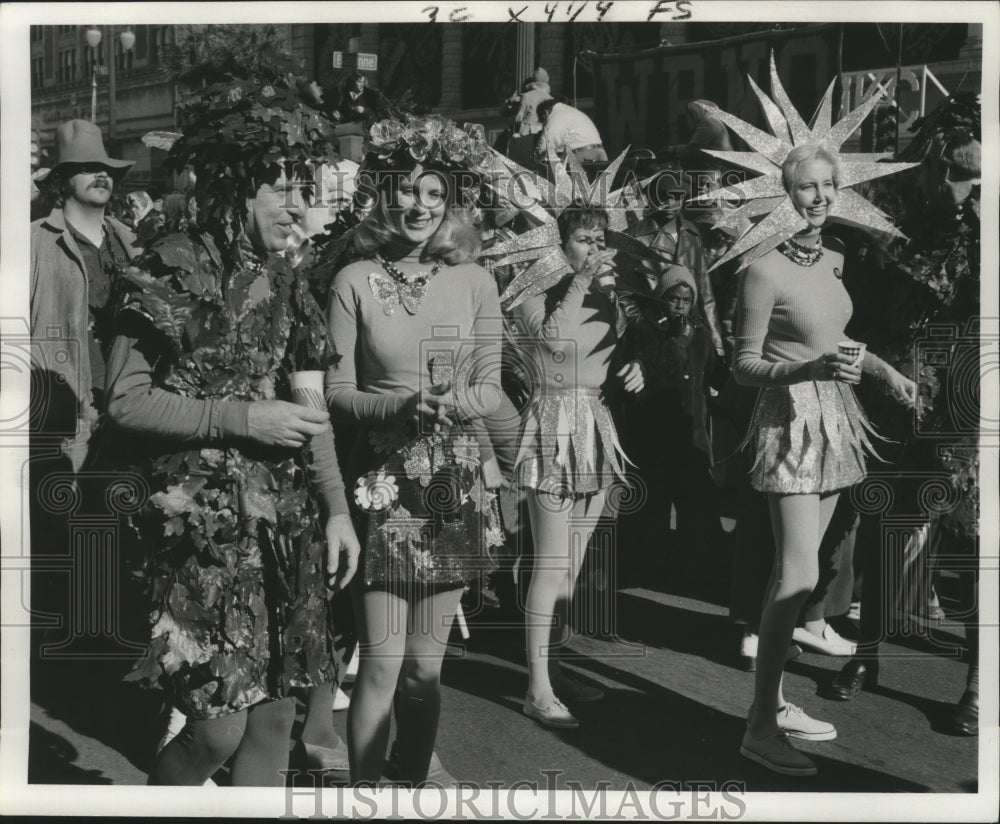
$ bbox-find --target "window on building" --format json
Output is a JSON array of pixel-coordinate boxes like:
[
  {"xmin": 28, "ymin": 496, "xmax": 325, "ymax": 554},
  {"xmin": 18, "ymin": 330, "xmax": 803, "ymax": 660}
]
[
  {"xmin": 151, "ymin": 26, "xmax": 171, "ymax": 64},
  {"xmin": 86, "ymin": 42, "xmax": 105, "ymax": 68},
  {"xmin": 31, "ymin": 56, "xmax": 45, "ymax": 88},
  {"xmin": 30, "ymin": 26, "xmax": 44, "ymax": 43},
  {"xmin": 59, "ymin": 25, "xmax": 75, "ymax": 34},
  {"xmin": 58, "ymin": 49, "xmax": 78, "ymax": 83},
  {"xmin": 461, "ymin": 24, "xmax": 517, "ymax": 110}
]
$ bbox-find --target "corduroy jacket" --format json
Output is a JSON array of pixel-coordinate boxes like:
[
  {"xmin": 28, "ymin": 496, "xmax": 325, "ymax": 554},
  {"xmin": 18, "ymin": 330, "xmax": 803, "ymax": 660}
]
[{"xmin": 30, "ymin": 207, "xmax": 137, "ymax": 471}]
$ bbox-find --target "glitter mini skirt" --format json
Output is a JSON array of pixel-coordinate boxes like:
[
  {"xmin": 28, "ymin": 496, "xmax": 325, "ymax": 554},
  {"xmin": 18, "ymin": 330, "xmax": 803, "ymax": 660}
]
[
  {"xmin": 744, "ymin": 380, "xmax": 881, "ymax": 494},
  {"xmin": 515, "ymin": 386, "xmax": 631, "ymax": 497}
]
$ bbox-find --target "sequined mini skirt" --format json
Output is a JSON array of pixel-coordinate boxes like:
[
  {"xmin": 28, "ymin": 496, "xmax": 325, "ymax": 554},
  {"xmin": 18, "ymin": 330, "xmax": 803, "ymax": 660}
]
[
  {"xmin": 744, "ymin": 381, "xmax": 881, "ymax": 494},
  {"xmin": 515, "ymin": 386, "xmax": 631, "ymax": 497},
  {"xmin": 352, "ymin": 423, "xmax": 504, "ymax": 589}
]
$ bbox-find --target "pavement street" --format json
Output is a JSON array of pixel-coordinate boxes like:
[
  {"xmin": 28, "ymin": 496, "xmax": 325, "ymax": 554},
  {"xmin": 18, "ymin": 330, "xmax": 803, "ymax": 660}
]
[{"xmin": 26, "ymin": 576, "xmax": 979, "ymax": 794}]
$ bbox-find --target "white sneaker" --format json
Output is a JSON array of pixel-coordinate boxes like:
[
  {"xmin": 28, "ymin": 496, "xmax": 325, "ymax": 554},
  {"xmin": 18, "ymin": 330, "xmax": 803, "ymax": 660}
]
[{"xmin": 777, "ymin": 703, "xmax": 837, "ymax": 741}]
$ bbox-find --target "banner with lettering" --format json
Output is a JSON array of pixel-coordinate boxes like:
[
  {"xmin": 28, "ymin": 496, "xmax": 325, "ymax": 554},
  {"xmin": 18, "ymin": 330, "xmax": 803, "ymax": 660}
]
[{"xmin": 591, "ymin": 24, "xmax": 843, "ymax": 155}]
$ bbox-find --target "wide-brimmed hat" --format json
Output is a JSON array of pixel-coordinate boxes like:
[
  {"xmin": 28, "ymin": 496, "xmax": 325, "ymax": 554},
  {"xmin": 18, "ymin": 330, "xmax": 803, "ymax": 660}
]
[{"xmin": 45, "ymin": 119, "xmax": 134, "ymax": 179}]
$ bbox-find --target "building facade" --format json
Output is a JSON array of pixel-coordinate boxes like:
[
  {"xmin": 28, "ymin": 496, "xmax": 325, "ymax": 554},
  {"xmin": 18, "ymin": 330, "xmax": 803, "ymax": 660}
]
[{"xmin": 30, "ymin": 22, "xmax": 983, "ymax": 187}]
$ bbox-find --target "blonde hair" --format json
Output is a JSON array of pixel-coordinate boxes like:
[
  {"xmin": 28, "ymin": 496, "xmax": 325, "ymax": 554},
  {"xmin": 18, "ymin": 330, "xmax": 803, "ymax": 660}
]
[
  {"xmin": 353, "ymin": 166, "xmax": 481, "ymax": 264},
  {"xmin": 781, "ymin": 143, "xmax": 841, "ymax": 193}
]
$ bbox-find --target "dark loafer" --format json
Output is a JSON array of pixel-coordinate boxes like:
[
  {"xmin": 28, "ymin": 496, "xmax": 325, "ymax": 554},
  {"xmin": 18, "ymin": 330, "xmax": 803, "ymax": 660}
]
[
  {"xmin": 830, "ymin": 658, "xmax": 878, "ymax": 700},
  {"xmin": 946, "ymin": 690, "xmax": 978, "ymax": 736}
]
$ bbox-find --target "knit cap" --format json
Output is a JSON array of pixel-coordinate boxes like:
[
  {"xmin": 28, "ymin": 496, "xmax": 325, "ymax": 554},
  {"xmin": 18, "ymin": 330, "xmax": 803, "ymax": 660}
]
[{"xmin": 661, "ymin": 264, "xmax": 698, "ymax": 300}]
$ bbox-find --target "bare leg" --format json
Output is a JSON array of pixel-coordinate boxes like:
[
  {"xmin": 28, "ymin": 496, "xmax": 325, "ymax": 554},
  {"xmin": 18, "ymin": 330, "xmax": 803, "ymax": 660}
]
[
  {"xmin": 394, "ymin": 586, "xmax": 464, "ymax": 784},
  {"xmin": 347, "ymin": 587, "xmax": 407, "ymax": 783},
  {"xmin": 230, "ymin": 698, "xmax": 297, "ymax": 786},
  {"xmin": 524, "ymin": 489, "xmax": 605, "ymax": 704},
  {"xmin": 747, "ymin": 492, "xmax": 838, "ymax": 737}
]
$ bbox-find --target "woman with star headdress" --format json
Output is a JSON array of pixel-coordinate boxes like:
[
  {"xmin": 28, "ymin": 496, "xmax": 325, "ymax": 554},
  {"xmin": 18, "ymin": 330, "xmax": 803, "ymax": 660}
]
[
  {"xmin": 508, "ymin": 201, "xmax": 645, "ymax": 730},
  {"xmin": 324, "ymin": 115, "xmax": 506, "ymax": 785},
  {"xmin": 695, "ymin": 54, "xmax": 919, "ymax": 776}
]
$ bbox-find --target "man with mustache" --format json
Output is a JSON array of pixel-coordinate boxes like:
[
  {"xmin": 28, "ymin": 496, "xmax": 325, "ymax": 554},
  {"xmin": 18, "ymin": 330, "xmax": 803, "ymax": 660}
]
[
  {"xmin": 28, "ymin": 120, "xmax": 139, "ymax": 677},
  {"xmin": 31, "ymin": 119, "xmax": 137, "ymax": 465}
]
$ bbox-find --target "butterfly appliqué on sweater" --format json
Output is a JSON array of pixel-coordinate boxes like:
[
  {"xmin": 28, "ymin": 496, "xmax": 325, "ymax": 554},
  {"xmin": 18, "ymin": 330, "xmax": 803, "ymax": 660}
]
[{"xmin": 369, "ymin": 270, "xmax": 429, "ymax": 316}]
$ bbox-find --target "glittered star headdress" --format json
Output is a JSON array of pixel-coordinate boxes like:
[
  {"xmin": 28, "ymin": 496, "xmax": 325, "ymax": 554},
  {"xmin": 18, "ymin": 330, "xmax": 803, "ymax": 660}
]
[
  {"xmin": 693, "ymin": 51, "xmax": 919, "ymax": 271},
  {"xmin": 482, "ymin": 147, "xmax": 651, "ymax": 308}
]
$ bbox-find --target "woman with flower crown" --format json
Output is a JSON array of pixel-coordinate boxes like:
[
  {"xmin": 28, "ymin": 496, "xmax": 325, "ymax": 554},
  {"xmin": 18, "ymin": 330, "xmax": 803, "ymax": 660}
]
[
  {"xmin": 325, "ymin": 115, "xmax": 505, "ymax": 785},
  {"xmin": 700, "ymin": 56, "xmax": 919, "ymax": 776}
]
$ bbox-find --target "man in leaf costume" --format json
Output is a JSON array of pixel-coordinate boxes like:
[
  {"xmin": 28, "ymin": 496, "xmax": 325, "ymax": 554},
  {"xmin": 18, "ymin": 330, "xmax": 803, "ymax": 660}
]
[{"xmin": 105, "ymin": 73, "xmax": 360, "ymax": 785}]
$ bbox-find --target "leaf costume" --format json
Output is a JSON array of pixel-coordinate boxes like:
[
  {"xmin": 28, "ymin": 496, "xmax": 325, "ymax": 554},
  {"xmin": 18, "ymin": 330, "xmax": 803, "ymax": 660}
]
[{"xmin": 109, "ymin": 230, "xmax": 345, "ymax": 719}]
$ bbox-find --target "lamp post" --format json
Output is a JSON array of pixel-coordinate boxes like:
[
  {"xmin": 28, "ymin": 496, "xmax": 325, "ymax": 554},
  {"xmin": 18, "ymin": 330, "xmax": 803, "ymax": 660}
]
[
  {"xmin": 83, "ymin": 25, "xmax": 136, "ymax": 147},
  {"xmin": 85, "ymin": 27, "xmax": 102, "ymax": 122}
]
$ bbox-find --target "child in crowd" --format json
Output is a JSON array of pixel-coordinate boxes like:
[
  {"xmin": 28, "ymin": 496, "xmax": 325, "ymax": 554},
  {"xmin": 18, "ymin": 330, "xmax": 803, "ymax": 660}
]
[
  {"xmin": 625, "ymin": 169, "xmax": 725, "ymax": 356},
  {"xmin": 620, "ymin": 266, "xmax": 728, "ymax": 582}
]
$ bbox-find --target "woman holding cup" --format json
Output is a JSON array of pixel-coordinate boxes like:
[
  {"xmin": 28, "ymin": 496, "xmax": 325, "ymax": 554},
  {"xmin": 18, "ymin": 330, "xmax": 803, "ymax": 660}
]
[
  {"xmin": 325, "ymin": 116, "xmax": 505, "ymax": 785},
  {"xmin": 732, "ymin": 143, "xmax": 916, "ymax": 776},
  {"xmin": 511, "ymin": 203, "xmax": 644, "ymax": 729}
]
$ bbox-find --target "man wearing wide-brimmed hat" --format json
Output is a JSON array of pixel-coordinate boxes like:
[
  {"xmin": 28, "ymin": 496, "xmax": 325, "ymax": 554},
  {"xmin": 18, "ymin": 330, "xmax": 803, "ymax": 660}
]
[{"xmin": 30, "ymin": 118, "xmax": 137, "ymax": 471}]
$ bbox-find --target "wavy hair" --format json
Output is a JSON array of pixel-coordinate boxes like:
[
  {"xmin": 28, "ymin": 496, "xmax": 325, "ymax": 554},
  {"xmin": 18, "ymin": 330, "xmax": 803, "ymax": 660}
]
[
  {"xmin": 353, "ymin": 161, "xmax": 481, "ymax": 264},
  {"xmin": 781, "ymin": 143, "xmax": 841, "ymax": 193},
  {"xmin": 556, "ymin": 202, "xmax": 609, "ymax": 245}
]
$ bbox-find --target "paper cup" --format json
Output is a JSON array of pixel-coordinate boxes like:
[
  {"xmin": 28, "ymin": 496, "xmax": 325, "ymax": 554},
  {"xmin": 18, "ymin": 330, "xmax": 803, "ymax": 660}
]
[
  {"xmin": 596, "ymin": 269, "xmax": 617, "ymax": 293},
  {"xmin": 837, "ymin": 340, "xmax": 867, "ymax": 367},
  {"xmin": 290, "ymin": 370, "xmax": 325, "ymax": 410}
]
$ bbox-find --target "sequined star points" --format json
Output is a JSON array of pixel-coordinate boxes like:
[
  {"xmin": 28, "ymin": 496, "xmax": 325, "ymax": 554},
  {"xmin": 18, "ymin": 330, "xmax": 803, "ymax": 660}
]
[{"xmin": 692, "ymin": 51, "xmax": 919, "ymax": 271}]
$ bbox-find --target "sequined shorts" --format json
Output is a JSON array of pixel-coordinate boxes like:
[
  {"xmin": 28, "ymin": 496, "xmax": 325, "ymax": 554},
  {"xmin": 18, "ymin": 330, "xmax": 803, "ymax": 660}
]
[
  {"xmin": 745, "ymin": 381, "xmax": 881, "ymax": 494},
  {"xmin": 515, "ymin": 386, "xmax": 631, "ymax": 497}
]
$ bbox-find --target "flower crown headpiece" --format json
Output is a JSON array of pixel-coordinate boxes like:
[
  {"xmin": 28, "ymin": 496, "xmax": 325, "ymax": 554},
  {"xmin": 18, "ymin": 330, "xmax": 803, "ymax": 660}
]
[
  {"xmin": 368, "ymin": 114, "xmax": 491, "ymax": 173},
  {"xmin": 691, "ymin": 51, "xmax": 920, "ymax": 272}
]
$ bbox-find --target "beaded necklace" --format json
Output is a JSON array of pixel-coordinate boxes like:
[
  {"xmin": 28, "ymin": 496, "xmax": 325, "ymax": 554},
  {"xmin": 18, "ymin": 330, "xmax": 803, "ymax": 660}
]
[
  {"xmin": 777, "ymin": 236, "xmax": 824, "ymax": 267},
  {"xmin": 376, "ymin": 254, "xmax": 442, "ymax": 287}
]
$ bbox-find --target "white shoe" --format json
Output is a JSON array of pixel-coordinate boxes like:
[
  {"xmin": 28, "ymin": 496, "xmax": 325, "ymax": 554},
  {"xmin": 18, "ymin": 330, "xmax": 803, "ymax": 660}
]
[
  {"xmin": 777, "ymin": 703, "xmax": 837, "ymax": 741},
  {"xmin": 523, "ymin": 695, "xmax": 579, "ymax": 729},
  {"xmin": 333, "ymin": 685, "xmax": 351, "ymax": 711},
  {"xmin": 792, "ymin": 625, "xmax": 856, "ymax": 657}
]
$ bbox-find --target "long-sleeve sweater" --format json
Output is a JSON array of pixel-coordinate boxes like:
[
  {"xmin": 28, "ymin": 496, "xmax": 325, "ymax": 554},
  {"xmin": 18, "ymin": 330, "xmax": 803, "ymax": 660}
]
[
  {"xmin": 512, "ymin": 274, "xmax": 624, "ymax": 391},
  {"xmin": 325, "ymin": 258, "xmax": 504, "ymax": 426},
  {"xmin": 732, "ymin": 244, "xmax": 850, "ymax": 388},
  {"xmin": 105, "ymin": 334, "xmax": 349, "ymax": 517}
]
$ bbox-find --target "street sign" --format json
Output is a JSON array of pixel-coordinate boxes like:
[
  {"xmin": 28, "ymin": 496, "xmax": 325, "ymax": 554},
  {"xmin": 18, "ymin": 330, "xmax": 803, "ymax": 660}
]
[
  {"xmin": 352, "ymin": 52, "xmax": 378, "ymax": 72},
  {"xmin": 334, "ymin": 50, "xmax": 376, "ymax": 72}
]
